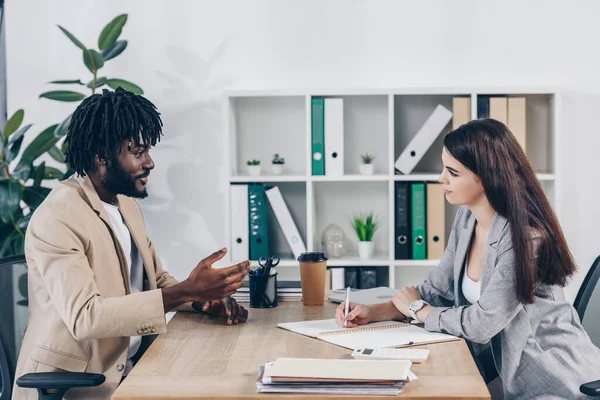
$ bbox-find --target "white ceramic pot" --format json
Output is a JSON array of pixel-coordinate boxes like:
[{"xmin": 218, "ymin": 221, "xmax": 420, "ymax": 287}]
[
  {"xmin": 272, "ymin": 164, "xmax": 283, "ymax": 175},
  {"xmin": 247, "ymin": 165, "xmax": 261, "ymax": 176},
  {"xmin": 359, "ymin": 164, "xmax": 374, "ymax": 175},
  {"xmin": 358, "ymin": 241, "xmax": 374, "ymax": 259}
]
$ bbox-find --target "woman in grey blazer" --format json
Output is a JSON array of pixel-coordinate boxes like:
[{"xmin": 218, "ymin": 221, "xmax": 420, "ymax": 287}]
[{"xmin": 336, "ymin": 119, "xmax": 600, "ymax": 399}]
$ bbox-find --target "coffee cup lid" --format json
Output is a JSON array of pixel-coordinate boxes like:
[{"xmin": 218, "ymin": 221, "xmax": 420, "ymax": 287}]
[{"xmin": 297, "ymin": 252, "xmax": 328, "ymax": 262}]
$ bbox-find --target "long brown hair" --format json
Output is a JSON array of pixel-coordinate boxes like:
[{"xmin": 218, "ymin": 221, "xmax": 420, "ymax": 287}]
[{"xmin": 443, "ymin": 118, "xmax": 575, "ymax": 304}]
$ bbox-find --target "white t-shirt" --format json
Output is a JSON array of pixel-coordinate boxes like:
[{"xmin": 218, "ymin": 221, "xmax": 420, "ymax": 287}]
[
  {"xmin": 101, "ymin": 201, "xmax": 144, "ymax": 375},
  {"xmin": 462, "ymin": 254, "xmax": 481, "ymax": 304}
]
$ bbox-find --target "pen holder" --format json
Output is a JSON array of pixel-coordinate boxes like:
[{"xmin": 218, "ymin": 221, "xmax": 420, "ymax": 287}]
[{"xmin": 249, "ymin": 272, "xmax": 278, "ymax": 308}]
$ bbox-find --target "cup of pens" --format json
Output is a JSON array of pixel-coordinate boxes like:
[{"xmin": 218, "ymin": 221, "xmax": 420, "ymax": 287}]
[{"xmin": 249, "ymin": 255, "xmax": 279, "ymax": 308}]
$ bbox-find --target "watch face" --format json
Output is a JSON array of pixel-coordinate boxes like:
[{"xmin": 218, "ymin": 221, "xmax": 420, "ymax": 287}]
[{"xmin": 410, "ymin": 300, "xmax": 424, "ymax": 311}]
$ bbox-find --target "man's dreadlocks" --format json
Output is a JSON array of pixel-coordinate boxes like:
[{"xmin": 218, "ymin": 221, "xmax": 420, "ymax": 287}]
[{"xmin": 65, "ymin": 87, "xmax": 163, "ymax": 177}]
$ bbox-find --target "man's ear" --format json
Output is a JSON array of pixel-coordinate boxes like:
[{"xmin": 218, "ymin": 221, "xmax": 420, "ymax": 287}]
[{"xmin": 94, "ymin": 155, "xmax": 107, "ymax": 170}]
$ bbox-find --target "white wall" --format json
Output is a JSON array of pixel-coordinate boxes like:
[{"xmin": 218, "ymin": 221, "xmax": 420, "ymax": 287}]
[{"xmin": 5, "ymin": 0, "xmax": 600, "ymax": 301}]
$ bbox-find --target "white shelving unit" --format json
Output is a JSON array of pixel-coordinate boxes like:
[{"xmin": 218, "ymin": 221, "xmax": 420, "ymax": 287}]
[{"xmin": 224, "ymin": 88, "xmax": 560, "ymax": 288}]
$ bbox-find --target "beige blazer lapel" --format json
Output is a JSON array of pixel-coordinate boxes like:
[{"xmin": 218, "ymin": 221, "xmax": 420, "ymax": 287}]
[
  {"xmin": 115, "ymin": 196, "xmax": 157, "ymax": 290},
  {"xmin": 76, "ymin": 175, "xmax": 132, "ymax": 294}
]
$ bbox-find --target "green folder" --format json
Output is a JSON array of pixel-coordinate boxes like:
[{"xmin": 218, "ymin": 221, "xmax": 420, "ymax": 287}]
[
  {"xmin": 248, "ymin": 184, "xmax": 269, "ymax": 260},
  {"xmin": 411, "ymin": 183, "xmax": 427, "ymax": 260},
  {"xmin": 311, "ymin": 98, "xmax": 325, "ymax": 175}
]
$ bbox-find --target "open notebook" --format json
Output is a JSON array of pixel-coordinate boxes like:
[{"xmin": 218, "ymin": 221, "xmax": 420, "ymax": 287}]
[{"xmin": 277, "ymin": 318, "xmax": 459, "ymax": 350}]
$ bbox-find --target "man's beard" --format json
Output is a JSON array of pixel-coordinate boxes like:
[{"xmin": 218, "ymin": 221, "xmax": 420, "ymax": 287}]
[{"xmin": 103, "ymin": 158, "xmax": 149, "ymax": 199}]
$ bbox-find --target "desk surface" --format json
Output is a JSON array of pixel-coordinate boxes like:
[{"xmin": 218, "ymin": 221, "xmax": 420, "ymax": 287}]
[{"xmin": 112, "ymin": 302, "xmax": 490, "ymax": 400}]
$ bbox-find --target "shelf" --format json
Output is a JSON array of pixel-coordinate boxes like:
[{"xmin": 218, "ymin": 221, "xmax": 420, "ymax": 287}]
[
  {"xmin": 250, "ymin": 259, "xmax": 298, "ymax": 268},
  {"xmin": 536, "ymin": 174, "xmax": 555, "ymax": 181},
  {"xmin": 327, "ymin": 255, "xmax": 391, "ymax": 267},
  {"xmin": 311, "ymin": 174, "xmax": 390, "ymax": 182},
  {"xmin": 393, "ymin": 174, "xmax": 440, "ymax": 181},
  {"xmin": 230, "ymin": 175, "xmax": 307, "ymax": 183},
  {"xmin": 394, "ymin": 260, "xmax": 440, "ymax": 267}
]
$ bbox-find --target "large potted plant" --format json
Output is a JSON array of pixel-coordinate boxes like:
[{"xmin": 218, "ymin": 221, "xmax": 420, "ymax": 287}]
[{"xmin": 0, "ymin": 14, "xmax": 142, "ymax": 256}]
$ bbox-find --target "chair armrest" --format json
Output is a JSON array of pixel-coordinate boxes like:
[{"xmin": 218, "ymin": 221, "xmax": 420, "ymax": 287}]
[
  {"xmin": 581, "ymin": 379, "xmax": 600, "ymax": 397},
  {"xmin": 16, "ymin": 372, "xmax": 105, "ymax": 390}
]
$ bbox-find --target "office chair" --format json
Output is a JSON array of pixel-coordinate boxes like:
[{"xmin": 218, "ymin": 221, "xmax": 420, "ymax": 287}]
[
  {"xmin": 574, "ymin": 255, "xmax": 600, "ymax": 397},
  {"xmin": 0, "ymin": 254, "xmax": 104, "ymax": 400}
]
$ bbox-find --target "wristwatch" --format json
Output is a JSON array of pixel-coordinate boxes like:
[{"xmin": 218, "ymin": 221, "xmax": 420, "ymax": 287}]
[{"xmin": 408, "ymin": 300, "xmax": 428, "ymax": 323}]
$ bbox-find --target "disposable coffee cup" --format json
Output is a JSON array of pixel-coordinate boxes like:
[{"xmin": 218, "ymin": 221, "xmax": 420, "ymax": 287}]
[{"xmin": 297, "ymin": 252, "xmax": 328, "ymax": 306}]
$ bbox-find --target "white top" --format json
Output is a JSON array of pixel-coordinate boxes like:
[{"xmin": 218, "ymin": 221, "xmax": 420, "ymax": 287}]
[
  {"xmin": 461, "ymin": 254, "xmax": 481, "ymax": 304},
  {"xmin": 101, "ymin": 201, "xmax": 144, "ymax": 375}
]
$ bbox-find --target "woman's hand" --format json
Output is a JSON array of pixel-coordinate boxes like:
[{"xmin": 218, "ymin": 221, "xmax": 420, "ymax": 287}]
[
  {"xmin": 390, "ymin": 286, "xmax": 422, "ymax": 317},
  {"xmin": 335, "ymin": 302, "xmax": 371, "ymax": 328}
]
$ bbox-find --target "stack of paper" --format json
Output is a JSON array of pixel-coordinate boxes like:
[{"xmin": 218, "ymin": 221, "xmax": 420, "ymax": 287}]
[{"xmin": 256, "ymin": 358, "xmax": 410, "ymax": 395}]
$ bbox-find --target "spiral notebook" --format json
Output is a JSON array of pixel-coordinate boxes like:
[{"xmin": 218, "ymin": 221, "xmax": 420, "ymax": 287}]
[{"xmin": 277, "ymin": 319, "xmax": 459, "ymax": 350}]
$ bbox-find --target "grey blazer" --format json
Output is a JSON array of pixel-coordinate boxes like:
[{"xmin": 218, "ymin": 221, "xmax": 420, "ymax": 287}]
[{"xmin": 417, "ymin": 206, "xmax": 600, "ymax": 399}]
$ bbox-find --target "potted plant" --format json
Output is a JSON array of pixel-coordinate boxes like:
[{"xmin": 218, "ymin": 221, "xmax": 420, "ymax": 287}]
[
  {"xmin": 271, "ymin": 154, "xmax": 285, "ymax": 175},
  {"xmin": 246, "ymin": 159, "xmax": 261, "ymax": 176},
  {"xmin": 359, "ymin": 153, "xmax": 375, "ymax": 175},
  {"xmin": 351, "ymin": 212, "xmax": 379, "ymax": 259}
]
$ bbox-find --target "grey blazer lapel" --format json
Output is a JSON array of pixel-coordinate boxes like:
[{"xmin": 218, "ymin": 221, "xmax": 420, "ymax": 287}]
[
  {"xmin": 453, "ymin": 212, "xmax": 476, "ymax": 306},
  {"xmin": 480, "ymin": 213, "xmax": 509, "ymax": 293}
]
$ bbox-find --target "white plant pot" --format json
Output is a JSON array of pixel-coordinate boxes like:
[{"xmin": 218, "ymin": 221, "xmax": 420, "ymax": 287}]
[
  {"xmin": 359, "ymin": 164, "xmax": 374, "ymax": 175},
  {"xmin": 358, "ymin": 241, "xmax": 374, "ymax": 260},
  {"xmin": 272, "ymin": 164, "xmax": 284, "ymax": 175},
  {"xmin": 247, "ymin": 165, "xmax": 261, "ymax": 176}
]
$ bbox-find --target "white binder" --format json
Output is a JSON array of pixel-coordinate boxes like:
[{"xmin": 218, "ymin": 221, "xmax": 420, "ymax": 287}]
[
  {"xmin": 324, "ymin": 98, "xmax": 344, "ymax": 176},
  {"xmin": 394, "ymin": 104, "xmax": 452, "ymax": 175},
  {"xmin": 230, "ymin": 184, "xmax": 249, "ymax": 262},
  {"xmin": 265, "ymin": 186, "xmax": 306, "ymax": 258}
]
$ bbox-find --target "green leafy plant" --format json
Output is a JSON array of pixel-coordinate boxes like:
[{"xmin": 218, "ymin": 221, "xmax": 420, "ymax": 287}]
[
  {"xmin": 247, "ymin": 159, "xmax": 260, "ymax": 166},
  {"xmin": 0, "ymin": 14, "xmax": 142, "ymax": 256},
  {"xmin": 272, "ymin": 154, "xmax": 285, "ymax": 165},
  {"xmin": 0, "ymin": 110, "xmax": 62, "ymax": 256},
  {"xmin": 351, "ymin": 212, "xmax": 379, "ymax": 242},
  {"xmin": 360, "ymin": 153, "xmax": 375, "ymax": 164}
]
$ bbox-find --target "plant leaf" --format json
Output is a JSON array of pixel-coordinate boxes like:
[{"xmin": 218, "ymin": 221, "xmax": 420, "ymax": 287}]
[
  {"xmin": 4, "ymin": 109, "xmax": 24, "ymax": 140},
  {"xmin": 47, "ymin": 145, "xmax": 66, "ymax": 163},
  {"xmin": 83, "ymin": 49, "xmax": 105, "ymax": 73},
  {"xmin": 54, "ymin": 114, "xmax": 72, "ymax": 138},
  {"xmin": 17, "ymin": 212, "xmax": 32, "ymax": 231},
  {"xmin": 40, "ymin": 91, "xmax": 86, "ymax": 102},
  {"xmin": 8, "ymin": 123, "xmax": 32, "ymax": 145},
  {"xmin": 5, "ymin": 135, "xmax": 24, "ymax": 164},
  {"xmin": 101, "ymin": 40, "xmax": 127, "ymax": 61},
  {"xmin": 106, "ymin": 78, "xmax": 143, "ymax": 94},
  {"xmin": 98, "ymin": 14, "xmax": 128, "ymax": 51},
  {"xmin": 48, "ymin": 79, "xmax": 84, "ymax": 85},
  {"xmin": 23, "ymin": 186, "xmax": 51, "ymax": 211},
  {"xmin": 0, "ymin": 179, "xmax": 24, "ymax": 224},
  {"xmin": 86, "ymin": 76, "xmax": 107, "ymax": 89},
  {"xmin": 42, "ymin": 166, "xmax": 65, "ymax": 180},
  {"xmin": 0, "ymin": 227, "xmax": 24, "ymax": 257},
  {"xmin": 58, "ymin": 25, "xmax": 87, "ymax": 51},
  {"xmin": 15, "ymin": 125, "xmax": 60, "ymax": 177},
  {"xmin": 33, "ymin": 162, "xmax": 45, "ymax": 188}
]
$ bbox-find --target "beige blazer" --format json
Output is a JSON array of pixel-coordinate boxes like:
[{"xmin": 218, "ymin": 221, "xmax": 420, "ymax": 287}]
[{"xmin": 13, "ymin": 175, "xmax": 192, "ymax": 400}]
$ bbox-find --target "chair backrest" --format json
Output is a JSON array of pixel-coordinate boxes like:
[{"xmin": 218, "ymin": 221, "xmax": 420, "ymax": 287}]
[
  {"xmin": 574, "ymin": 255, "xmax": 600, "ymax": 349},
  {"xmin": 0, "ymin": 254, "xmax": 28, "ymax": 400}
]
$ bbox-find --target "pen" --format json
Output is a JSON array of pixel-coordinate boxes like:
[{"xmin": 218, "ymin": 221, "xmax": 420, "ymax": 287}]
[{"xmin": 344, "ymin": 286, "xmax": 350, "ymax": 327}]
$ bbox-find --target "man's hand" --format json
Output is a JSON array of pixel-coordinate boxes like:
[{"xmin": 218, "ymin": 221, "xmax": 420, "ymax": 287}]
[
  {"xmin": 192, "ymin": 297, "xmax": 248, "ymax": 325},
  {"xmin": 390, "ymin": 286, "xmax": 421, "ymax": 317},
  {"xmin": 185, "ymin": 248, "xmax": 250, "ymax": 303},
  {"xmin": 335, "ymin": 302, "xmax": 371, "ymax": 328}
]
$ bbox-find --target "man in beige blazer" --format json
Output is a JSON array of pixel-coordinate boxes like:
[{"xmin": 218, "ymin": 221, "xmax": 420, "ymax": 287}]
[{"xmin": 13, "ymin": 88, "xmax": 251, "ymax": 399}]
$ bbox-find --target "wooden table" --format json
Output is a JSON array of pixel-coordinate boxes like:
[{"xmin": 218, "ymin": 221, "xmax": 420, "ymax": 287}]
[{"xmin": 112, "ymin": 302, "xmax": 490, "ymax": 399}]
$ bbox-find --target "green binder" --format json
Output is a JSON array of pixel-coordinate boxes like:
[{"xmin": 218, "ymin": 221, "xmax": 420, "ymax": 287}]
[
  {"xmin": 248, "ymin": 184, "xmax": 269, "ymax": 260},
  {"xmin": 311, "ymin": 98, "xmax": 325, "ymax": 175},
  {"xmin": 411, "ymin": 182, "xmax": 427, "ymax": 260}
]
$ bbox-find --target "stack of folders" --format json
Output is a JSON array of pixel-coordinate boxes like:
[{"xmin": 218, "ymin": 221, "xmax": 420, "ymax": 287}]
[
  {"xmin": 233, "ymin": 280, "xmax": 302, "ymax": 302},
  {"xmin": 256, "ymin": 358, "xmax": 410, "ymax": 395}
]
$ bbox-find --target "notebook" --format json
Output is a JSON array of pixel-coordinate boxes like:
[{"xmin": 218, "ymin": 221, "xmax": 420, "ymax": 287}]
[
  {"xmin": 277, "ymin": 318, "xmax": 459, "ymax": 350},
  {"xmin": 328, "ymin": 287, "xmax": 397, "ymax": 305},
  {"xmin": 264, "ymin": 357, "xmax": 411, "ymax": 382}
]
